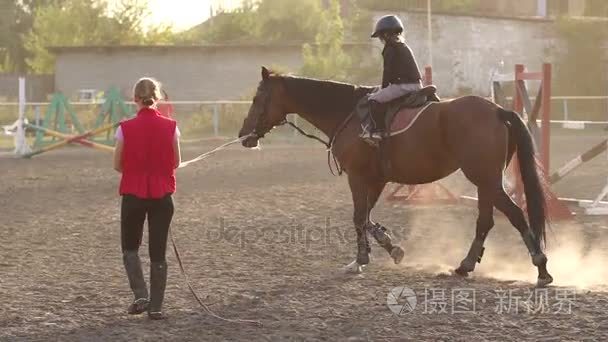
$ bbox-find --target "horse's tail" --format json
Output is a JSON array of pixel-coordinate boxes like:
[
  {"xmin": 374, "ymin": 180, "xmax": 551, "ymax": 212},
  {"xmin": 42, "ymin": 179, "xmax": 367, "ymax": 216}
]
[{"xmin": 497, "ymin": 107, "xmax": 547, "ymax": 248}]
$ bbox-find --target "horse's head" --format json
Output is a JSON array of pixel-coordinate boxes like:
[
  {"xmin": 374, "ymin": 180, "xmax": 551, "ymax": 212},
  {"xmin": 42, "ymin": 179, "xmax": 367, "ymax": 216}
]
[{"xmin": 239, "ymin": 66, "xmax": 288, "ymax": 148}]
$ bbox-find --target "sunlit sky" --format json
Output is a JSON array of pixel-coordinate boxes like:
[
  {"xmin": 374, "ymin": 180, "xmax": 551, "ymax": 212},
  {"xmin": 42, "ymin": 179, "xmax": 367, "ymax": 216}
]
[{"xmin": 120, "ymin": 0, "xmax": 243, "ymax": 31}]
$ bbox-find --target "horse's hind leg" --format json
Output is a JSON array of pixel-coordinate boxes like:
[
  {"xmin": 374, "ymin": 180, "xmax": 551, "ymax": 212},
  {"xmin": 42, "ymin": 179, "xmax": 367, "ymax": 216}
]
[
  {"xmin": 455, "ymin": 186, "xmax": 495, "ymax": 276},
  {"xmin": 493, "ymin": 189, "xmax": 553, "ymax": 287}
]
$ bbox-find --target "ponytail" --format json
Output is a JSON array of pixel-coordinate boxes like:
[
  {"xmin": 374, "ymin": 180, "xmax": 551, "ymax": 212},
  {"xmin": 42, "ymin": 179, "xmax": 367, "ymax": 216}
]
[{"xmin": 133, "ymin": 77, "xmax": 162, "ymax": 107}]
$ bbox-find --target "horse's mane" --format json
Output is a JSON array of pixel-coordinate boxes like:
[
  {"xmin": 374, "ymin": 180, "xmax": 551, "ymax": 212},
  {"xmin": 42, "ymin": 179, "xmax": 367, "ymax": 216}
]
[{"xmin": 268, "ymin": 71, "xmax": 375, "ymax": 115}]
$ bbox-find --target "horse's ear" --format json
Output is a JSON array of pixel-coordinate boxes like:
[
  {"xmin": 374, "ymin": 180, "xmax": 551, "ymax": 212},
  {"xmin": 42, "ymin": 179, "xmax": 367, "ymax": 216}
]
[{"xmin": 261, "ymin": 66, "xmax": 270, "ymax": 80}]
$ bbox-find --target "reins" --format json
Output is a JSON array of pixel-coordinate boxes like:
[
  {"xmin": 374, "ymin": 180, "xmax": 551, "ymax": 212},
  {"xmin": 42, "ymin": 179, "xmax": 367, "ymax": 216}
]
[
  {"xmin": 282, "ymin": 120, "xmax": 331, "ymax": 148},
  {"xmin": 281, "ymin": 119, "xmax": 341, "ymax": 176},
  {"xmin": 178, "ymin": 135, "xmax": 250, "ymax": 168},
  {"xmin": 169, "ymin": 230, "xmax": 263, "ymax": 327},
  {"xmin": 173, "ymin": 133, "xmax": 263, "ymax": 326},
  {"xmin": 170, "ymin": 114, "xmax": 353, "ymax": 324},
  {"xmin": 277, "ymin": 114, "xmax": 355, "ymax": 176}
]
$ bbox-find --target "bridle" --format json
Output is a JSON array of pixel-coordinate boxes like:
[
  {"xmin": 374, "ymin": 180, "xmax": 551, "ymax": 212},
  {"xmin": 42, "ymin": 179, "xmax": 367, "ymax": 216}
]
[
  {"xmin": 249, "ymin": 82, "xmax": 350, "ymax": 175},
  {"xmin": 251, "ymin": 84, "xmax": 274, "ymax": 139}
]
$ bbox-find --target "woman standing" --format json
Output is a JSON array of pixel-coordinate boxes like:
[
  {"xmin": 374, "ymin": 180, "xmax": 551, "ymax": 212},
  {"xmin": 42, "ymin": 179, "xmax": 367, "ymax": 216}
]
[{"xmin": 113, "ymin": 77, "xmax": 181, "ymax": 320}]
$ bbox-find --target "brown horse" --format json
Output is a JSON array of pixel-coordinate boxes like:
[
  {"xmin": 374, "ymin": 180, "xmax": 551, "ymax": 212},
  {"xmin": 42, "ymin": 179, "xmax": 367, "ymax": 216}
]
[{"xmin": 238, "ymin": 67, "xmax": 553, "ymax": 287}]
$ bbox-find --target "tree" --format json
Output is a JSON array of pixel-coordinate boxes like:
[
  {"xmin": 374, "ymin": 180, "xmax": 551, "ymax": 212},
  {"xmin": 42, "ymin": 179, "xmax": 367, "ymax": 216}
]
[
  {"xmin": 255, "ymin": 0, "xmax": 323, "ymax": 42},
  {"xmin": 23, "ymin": 0, "xmax": 174, "ymax": 73},
  {"xmin": 553, "ymin": 17, "xmax": 608, "ymax": 96},
  {"xmin": 552, "ymin": 17, "xmax": 608, "ymax": 120},
  {"xmin": 183, "ymin": 0, "xmax": 324, "ymax": 44},
  {"xmin": 0, "ymin": 0, "xmax": 66, "ymax": 73},
  {"xmin": 24, "ymin": 0, "xmax": 106, "ymax": 73},
  {"xmin": 585, "ymin": 0, "xmax": 608, "ymax": 17},
  {"xmin": 190, "ymin": 1, "xmax": 257, "ymax": 43},
  {"xmin": 110, "ymin": 0, "xmax": 173, "ymax": 44},
  {"xmin": 300, "ymin": 0, "xmax": 351, "ymax": 81},
  {"xmin": 358, "ymin": 0, "xmax": 479, "ymax": 12}
]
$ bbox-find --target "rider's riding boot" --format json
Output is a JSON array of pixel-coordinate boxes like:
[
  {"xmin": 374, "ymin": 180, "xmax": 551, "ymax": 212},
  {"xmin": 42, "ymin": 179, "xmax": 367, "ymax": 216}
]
[
  {"xmin": 148, "ymin": 261, "xmax": 168, "ymax": 320},
  {"xmin": 428, "ymin": 93, "xmax": 441, "ymax": 102},
  {"xmin": 123, "ymin": 250, "xmax": 149, "ymax": 315},
  {"xmin": 369, "ymin": 100, "xmax": 386, "ymax": 143}
]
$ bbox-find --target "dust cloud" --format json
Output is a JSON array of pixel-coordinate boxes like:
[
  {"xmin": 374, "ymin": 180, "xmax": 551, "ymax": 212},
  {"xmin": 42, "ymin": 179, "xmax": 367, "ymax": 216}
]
[{"xmin": 394, "ymin": 206, "xmax": 608, "ymax": 289}]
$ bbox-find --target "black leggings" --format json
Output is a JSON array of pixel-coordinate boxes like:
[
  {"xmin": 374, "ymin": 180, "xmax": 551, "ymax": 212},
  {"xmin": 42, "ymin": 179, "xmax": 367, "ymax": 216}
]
[{"xmin": 121, "ymin": 194, "xmax": 174, "ymax": 263}]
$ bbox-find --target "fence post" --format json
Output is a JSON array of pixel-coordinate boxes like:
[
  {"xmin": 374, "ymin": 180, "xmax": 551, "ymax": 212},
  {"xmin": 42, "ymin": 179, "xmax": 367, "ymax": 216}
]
[
  {"xmin": 14, "ymin": 77, "xmax": 32, "ymax": 156},
  {"xmin": 35, "ymin": 105, "xmax": 41, "ymax": 126},
  {"xmin": 18, "ymin": 77, "xmax": 25, "ymax": 122},
  {"xmin": 563, "ymin": 99, "xmax": 569, "ymax": 122},
  {"xmin": 213, "ymin": 103, "xmax": 219, "ymax": 137},
  {"xmin": 541, "ymin": 63, "xmax": 552, "ymax": 173}
]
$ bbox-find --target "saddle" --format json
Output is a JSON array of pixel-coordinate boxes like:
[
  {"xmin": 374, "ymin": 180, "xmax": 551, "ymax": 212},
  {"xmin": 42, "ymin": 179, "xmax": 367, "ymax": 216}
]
[{"xmin": 356, "ymin": 85, "xmax": 438, "ymax": 136}]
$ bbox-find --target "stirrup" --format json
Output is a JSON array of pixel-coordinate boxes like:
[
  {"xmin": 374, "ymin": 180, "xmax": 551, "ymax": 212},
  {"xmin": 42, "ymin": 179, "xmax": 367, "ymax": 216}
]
[
  {"xmin": 362, "ymin": 130, "xmax": 384, "ymax": 147},
  {"xmin": 370, "ymin": 131, "xmax": 385, "ymax": 139},
  {"xmin": 362, "ymin": 136, "xmax": 380, "ymax": 147}
]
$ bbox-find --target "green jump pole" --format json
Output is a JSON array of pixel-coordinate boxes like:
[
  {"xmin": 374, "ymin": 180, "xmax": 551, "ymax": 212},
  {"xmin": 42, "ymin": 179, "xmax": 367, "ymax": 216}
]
[
  {"xmin": 23, "ymin": 122, "xmax": 119, "ymax": 158},
  {"xmin": 25, "ymin": 123, "xmax": 115, "ymax": 153}
]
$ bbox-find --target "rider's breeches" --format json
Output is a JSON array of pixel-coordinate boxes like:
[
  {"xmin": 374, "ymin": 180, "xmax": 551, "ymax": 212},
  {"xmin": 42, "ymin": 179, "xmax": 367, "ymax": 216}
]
[
  {"xmin": 121, "ymin": 194, "xmax": 174, "ymax": 263},
  {"xmin": 368, "ymin": 82, "xmax": 422, "ymax": 103}
]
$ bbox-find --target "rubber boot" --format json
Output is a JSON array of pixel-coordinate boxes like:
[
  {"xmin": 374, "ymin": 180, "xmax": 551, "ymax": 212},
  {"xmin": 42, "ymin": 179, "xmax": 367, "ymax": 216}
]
[
  {"xmin": 370, "ymin": 100, "xmax": 387, "ymax": 139},
  {"xmin": 361, "ymin": 100, "xmax": 386, "ymax": 146},
  {"xmin": 123, "ymin": 250, "xmax": 149, "ymax": 314},
  {"xmin": 148, "ymin": 261, "xmax": 168, "ymax": 320}
]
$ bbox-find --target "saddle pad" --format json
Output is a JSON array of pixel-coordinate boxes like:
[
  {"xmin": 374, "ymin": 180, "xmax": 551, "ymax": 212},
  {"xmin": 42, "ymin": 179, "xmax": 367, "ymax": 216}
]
[{"xmin": 388, "ymin": 102, "xmax": 434, "ymax": 137}]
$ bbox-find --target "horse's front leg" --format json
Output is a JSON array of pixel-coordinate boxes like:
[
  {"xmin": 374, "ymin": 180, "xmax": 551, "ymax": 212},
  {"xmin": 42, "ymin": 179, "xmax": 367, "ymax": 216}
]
[
  {"xmin": 343, "ymin": 173, "xmax": 372, "ymax": 274},
  {"xmin": 367, "ymin": 222, "xmax": 405, "ymax": 265},
  {"xmin": 364, "ymin": 182, "xmax": 405, "ymax": 265},
  {"xmin": 344, "ymin": 175, "xmax": 404, "ymax": 273}
]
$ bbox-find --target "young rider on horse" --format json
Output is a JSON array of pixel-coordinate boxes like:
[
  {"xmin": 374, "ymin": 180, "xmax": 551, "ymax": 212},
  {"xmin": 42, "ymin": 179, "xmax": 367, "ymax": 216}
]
[{"xmin": 363, "ymin": 15, "xmax": 439, "ymax": 143}]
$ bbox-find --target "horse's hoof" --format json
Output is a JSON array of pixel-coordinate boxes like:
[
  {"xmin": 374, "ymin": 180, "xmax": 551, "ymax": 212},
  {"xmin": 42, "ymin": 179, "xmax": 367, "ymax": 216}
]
[
  {"xmin": 390, "ymin": 247, "xmax": 405, "ymax": 264},
  {"xmin": 455, "ymin": 260, "xmax": 475, "ymax": 276},
  {"xmin": 344, "ymin": 260, "xmax": 363, "ymax": 274},
  {"xmin": 536, "ymin": 275, "xmax": 554, "ymax": 288},
  {"xmin": 454, "ymin": 267, "xmax": 470, "ymax": 277}
]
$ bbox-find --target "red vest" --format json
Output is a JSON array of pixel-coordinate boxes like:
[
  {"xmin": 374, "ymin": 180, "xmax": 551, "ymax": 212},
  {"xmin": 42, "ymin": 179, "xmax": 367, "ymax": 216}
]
[{"xmin": 119, "ymin": 107, "xmax": 177, "ymax": 199}]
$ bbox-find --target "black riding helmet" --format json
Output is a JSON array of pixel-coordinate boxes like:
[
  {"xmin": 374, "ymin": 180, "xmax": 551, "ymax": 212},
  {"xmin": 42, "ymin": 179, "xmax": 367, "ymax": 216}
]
[{"xmin": 371, "ymin": 15, "xmax": 404, "ymax": 38}]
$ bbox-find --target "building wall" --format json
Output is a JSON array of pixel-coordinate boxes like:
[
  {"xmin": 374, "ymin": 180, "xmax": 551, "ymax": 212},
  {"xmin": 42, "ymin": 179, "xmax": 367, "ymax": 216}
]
[
  {"xmin": 53, "ymin": 12, "xmax": 560, "ymax": 100},
  {"xmin": 54, "ymin": 46, "xmax": 304, "ymax": 101},
  {"xmin": 567, "ymin": 0, "xmax": 587, "ymax": 16},
  {"xmin": 0, "ymin": 74, "xmax": 54, "ymax": 101},
  {"xmin": 477, "ymin": 0, "xmax": 539, "ymax": 17},
  {"xmin": 371, "ymin": 11, "xmax": 556, "ymax": 96}
]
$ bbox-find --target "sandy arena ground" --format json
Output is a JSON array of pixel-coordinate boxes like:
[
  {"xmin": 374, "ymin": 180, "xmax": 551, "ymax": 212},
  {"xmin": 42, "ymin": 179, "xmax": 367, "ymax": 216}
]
[{"xmin": 1, "ymin": 127, "xmax": 608, "ymax": 341}]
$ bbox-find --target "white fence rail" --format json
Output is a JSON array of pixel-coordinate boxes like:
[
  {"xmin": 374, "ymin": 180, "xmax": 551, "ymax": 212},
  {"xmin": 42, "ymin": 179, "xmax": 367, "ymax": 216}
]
[
  {"xmin": 2, "ymin": 96, "xmax": 608, "ymax": 140},
  {"xmin": 0, "ymin": 100, "xmax": 307, "ymax": 140}
]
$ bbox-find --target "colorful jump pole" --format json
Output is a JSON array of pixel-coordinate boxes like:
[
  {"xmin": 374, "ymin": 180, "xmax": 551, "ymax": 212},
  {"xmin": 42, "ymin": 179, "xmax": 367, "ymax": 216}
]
[
  {"xmin": 549, "ymin": 139, "xmax": 608, "ymax": 184},
  {"xmin": 25, "ymin": 123, "xmax": 115, "ymax": 153},
  {"xmin": 23, "ymin": 122, "xmax": 118, "ymax": 158}
]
